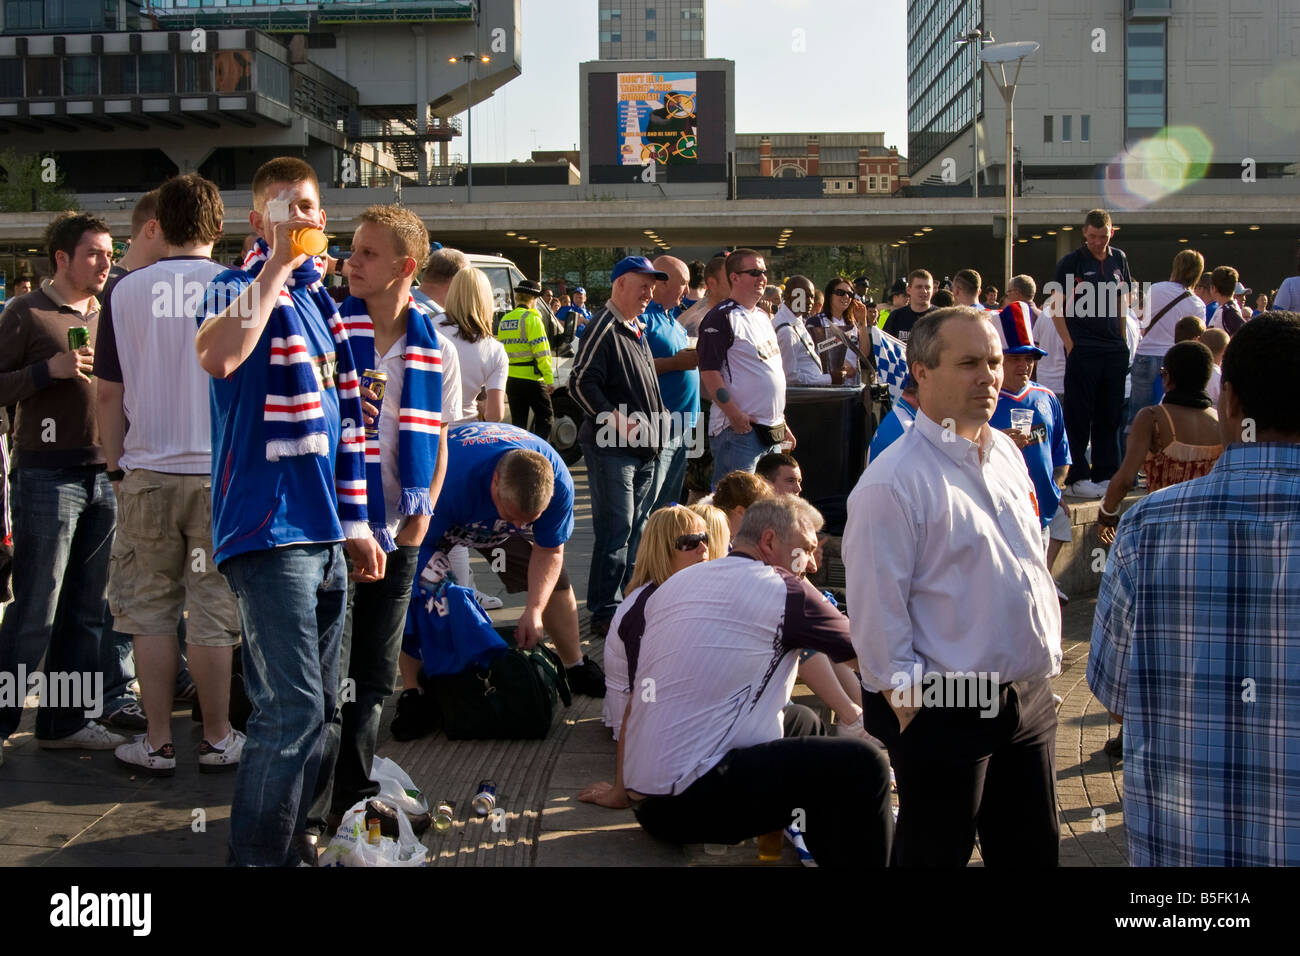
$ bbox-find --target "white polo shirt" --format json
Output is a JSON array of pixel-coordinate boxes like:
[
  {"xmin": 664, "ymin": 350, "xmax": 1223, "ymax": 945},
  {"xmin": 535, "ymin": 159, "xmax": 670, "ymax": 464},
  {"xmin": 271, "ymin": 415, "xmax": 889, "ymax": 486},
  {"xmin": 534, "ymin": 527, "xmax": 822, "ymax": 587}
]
[
  {"xmin": 622, "ymin": 552, "xmax": 853, "ymax": 796},
  {"xmin": 842, "ymin": 409, "xmax": 1062, "ymax": 694}
]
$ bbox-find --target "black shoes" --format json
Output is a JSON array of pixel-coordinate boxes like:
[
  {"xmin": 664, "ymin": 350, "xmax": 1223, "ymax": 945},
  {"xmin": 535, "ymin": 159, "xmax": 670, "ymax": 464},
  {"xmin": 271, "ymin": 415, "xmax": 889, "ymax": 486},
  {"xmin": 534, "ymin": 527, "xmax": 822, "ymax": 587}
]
[
  {"xmin": 566, "ymin": 656, "xmax": 607, "ymax": 698},
  {"xmin": 389, "ymin": 685, "xmax": 439, "ymax": 741}
]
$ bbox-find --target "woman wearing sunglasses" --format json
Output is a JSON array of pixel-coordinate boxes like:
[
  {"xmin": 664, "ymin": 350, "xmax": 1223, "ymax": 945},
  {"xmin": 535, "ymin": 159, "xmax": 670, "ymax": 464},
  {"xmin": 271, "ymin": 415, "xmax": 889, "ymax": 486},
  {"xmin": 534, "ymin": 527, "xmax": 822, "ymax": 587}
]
[
  {"xmin": 805, "ymin": 277, "xmax": 861, "ymax": 384},
  {"xmin": 602, "ymin": 506, "xmax": 712, "ymax": 738}
]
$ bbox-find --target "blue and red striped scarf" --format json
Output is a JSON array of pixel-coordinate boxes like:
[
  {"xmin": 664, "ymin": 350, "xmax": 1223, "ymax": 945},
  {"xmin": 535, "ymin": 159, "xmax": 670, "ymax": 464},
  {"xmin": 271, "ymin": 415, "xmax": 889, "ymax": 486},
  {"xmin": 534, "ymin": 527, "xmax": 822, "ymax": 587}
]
[
  {"xmin": 338, "ymin": 294, "xmax": 443, "ymax": 551},
  {"xmin": 242, "ymin": 238, "xmax": 370, "ymax": 539}
]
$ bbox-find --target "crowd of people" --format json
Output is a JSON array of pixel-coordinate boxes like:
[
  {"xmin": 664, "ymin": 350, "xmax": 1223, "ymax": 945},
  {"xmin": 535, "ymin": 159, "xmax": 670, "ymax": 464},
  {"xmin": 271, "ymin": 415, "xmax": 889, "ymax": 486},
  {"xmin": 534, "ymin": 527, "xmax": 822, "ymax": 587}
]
[{"xmin": 0, "ymin": 171, "xmax": 1296, "ymax": 868}]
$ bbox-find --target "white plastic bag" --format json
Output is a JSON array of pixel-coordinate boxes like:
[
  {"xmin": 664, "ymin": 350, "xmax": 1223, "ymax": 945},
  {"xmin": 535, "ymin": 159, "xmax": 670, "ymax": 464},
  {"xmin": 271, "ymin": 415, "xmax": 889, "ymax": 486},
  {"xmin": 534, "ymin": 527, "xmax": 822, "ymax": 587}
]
[
  {"xmin": 371, "ymin": 756, "xmax": 429, "ymax": 819},
  {"xmin": 319, "ymin": 799, "xmax": 427, "ymax": 868}
]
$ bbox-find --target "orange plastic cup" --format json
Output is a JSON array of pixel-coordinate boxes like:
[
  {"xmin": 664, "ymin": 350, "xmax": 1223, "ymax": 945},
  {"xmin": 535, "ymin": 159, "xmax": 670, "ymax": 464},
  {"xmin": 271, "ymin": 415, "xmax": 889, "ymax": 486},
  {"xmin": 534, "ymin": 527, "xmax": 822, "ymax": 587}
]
[{"xmin": 289, "ymin": 227, "xmax": 328, "ymax": 258}]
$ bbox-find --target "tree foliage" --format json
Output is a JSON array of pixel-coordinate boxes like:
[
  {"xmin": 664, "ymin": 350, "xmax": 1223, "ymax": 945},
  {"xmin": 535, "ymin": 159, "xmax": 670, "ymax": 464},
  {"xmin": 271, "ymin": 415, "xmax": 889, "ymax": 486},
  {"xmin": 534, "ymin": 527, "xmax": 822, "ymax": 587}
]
[{"xmin": 0, "ymin": 149, "xmax": 78, "ymax": 213}]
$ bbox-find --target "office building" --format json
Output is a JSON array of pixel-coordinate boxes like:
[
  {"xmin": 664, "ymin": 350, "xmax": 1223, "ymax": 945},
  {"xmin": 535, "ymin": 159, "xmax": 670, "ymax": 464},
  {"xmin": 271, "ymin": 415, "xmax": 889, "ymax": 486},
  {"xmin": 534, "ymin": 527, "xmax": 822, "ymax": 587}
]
[{"xmin": 599, "ymin": 0, "xmax": 705, "ymax": 60}]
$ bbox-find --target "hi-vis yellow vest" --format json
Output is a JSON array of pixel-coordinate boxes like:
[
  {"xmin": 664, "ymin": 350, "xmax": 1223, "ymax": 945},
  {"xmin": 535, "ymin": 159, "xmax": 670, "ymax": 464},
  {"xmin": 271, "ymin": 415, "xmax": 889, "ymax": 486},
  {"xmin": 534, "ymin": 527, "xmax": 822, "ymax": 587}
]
[{"xmin": 498, "ymin": 306, "xmax": 554, "ymax": 383}]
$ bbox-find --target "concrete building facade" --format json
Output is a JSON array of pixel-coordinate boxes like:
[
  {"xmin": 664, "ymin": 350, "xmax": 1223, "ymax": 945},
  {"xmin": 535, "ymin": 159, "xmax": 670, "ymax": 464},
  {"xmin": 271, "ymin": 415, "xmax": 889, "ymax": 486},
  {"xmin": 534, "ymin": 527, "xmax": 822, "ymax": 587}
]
[
  {"xmin": 598, "ymin": 0, "xmax": 705, "ymax": 60},
  {"xmin": 907, "ymin": 0, "xmax": 1300, "ymax": 196}
]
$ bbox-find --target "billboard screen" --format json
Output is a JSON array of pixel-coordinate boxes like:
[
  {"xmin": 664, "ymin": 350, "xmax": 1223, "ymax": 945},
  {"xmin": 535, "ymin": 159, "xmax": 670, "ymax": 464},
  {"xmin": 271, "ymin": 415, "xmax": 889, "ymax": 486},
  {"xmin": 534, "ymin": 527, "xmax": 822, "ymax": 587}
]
[{"xmin": 617, "ymin": 71, "xmax": 698, "ymax": 168}]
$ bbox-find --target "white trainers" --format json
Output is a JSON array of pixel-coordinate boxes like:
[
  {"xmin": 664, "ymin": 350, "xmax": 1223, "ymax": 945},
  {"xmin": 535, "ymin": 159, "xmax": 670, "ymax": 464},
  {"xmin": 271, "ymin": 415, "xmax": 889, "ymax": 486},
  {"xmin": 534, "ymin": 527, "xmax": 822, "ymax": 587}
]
[
  {"xmin": 198, "ymin": 729, "xmax": 245, "ymax": 773},
  {"xmin": 1067, "ymin": 479, "xmax": 1105, "ymax": 499},
  {"xmin": 39, "ymin": 722, "xmax": 131, "ymax": 751},
  {"xmin": 114, "ymin": 736, "xmax": 177, "ymax": 776},
  {"xmin": 474, "ymin": 591, "xmax": 504, "ymax": 611}
]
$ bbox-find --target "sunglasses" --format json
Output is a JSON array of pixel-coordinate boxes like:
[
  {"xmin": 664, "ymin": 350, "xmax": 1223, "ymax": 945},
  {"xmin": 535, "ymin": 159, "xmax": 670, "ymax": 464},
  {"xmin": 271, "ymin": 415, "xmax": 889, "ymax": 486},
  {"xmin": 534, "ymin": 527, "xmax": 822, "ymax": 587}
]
[
  {"xmin": 674, "ymin": 532, "xmax": 709, "ymax": 551},
  {"xmin": 736, "ymin": 268, "xmax": 767, "ymax": 278},
  {"xmin": 831, "ymin": 289, "xmax": 854, "ymax": 298}
]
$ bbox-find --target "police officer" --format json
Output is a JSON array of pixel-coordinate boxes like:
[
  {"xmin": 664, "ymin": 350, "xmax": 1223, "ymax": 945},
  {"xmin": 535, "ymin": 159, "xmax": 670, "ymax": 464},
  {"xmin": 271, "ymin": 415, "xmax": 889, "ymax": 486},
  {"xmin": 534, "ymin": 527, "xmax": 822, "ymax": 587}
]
[{"xmin": 498, "ymin": 279, "xmax": 555, "ymax": 438}]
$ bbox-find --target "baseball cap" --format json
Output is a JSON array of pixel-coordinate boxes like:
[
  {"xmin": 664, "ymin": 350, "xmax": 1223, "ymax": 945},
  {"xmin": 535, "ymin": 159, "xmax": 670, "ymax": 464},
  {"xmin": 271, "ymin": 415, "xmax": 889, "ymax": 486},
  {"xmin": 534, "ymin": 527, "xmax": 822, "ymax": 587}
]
[
  {"xmin": 996, "ymin": 302, "xmax": 1048, "ymax": 357},
  {"xmin": 888, "ymin": 278, "xmax": 908, "ymax": 297},
  {"xmin": 1234, "ymin": 281, "xmax": 1250, "ymax": 295},
  {"xmin": 574, "ymin": 286, "xmax": 586, "ymax": 295},
  {"xmin": 611, "ymin": 256, "xmax": 668, "ymax": 283}
]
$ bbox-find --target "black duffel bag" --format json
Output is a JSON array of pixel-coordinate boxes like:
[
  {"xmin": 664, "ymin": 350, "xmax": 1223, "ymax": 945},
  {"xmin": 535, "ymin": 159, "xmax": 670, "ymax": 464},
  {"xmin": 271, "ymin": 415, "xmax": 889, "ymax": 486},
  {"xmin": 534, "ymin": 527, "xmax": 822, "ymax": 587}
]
[{"xmin": 430, "ymin": 641, "xmax": 573, "ymax": 740}]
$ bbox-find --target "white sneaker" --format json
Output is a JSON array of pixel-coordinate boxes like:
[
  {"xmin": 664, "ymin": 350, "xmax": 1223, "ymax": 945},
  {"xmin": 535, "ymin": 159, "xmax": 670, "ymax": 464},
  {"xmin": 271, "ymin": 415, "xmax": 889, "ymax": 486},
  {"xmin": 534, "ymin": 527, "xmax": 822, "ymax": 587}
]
[
  {"xmin": 114, "ymin": 736, "xmax": 177, "ymax": 776},
  {"xmin": 1067, "ymin": 480, "xmax": 1104, "ymax": 499},
  {"xmin": 198, "ymin": 729, "xmax": 245, "ymax": 773},
  {"xmin": 474, "ymin": 591, "xmax": 504, "ymax": 611},
  {"xmin": 39, "ymin": 722, "xmax": 131, "ymax": 751}
]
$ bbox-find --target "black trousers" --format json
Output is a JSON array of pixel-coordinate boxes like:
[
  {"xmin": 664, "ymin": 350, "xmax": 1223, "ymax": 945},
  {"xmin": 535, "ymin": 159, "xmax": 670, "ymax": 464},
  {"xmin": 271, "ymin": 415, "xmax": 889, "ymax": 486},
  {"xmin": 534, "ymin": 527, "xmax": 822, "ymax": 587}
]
[
  {"xmin": 1063, "ymin": 346, "xmax": 1129, "ymax": 484},
  {"xmin": 633, "ymin": 705, "xmax": 893, "ymax": 867},
  {"xmin": 864, "ymin": 677, "xmax": 1059, "ymax": 867},
  {"xmin": 506, "ymin": 378, "xmax": 554, "ymax": 440}
]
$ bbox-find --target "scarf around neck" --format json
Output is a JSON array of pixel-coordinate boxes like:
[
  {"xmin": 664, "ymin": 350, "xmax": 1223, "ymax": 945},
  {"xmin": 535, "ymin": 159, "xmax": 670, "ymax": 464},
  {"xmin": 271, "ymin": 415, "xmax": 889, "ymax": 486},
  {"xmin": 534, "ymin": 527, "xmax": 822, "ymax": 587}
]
[
  {"xmin": 337, "ymin": 294, "xmax": 443, "ymax": 552},
  {"xmin": 1162, "ymin": 387, "xmax": 1213, "ymax": 409},
  {"xmin": 242, "ymin": 238, "xmax": 370, "ymax": 539}
]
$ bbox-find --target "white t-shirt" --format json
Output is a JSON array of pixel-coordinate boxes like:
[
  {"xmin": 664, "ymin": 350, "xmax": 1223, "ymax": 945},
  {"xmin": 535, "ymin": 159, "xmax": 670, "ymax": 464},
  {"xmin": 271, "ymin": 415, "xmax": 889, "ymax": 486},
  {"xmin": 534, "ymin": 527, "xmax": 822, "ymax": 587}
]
[
  {"xmin": 1032, "ymin": 305, "xmax": 1067, "ymax": 395},
  {"xmin": 438, "ymin": 319, "xmax": 508, "ymax": 423},
  {"xmin": 1135, "ymin": 281, "xmax": 1205, "ymax": 358},
  {"xmin": 601, "ymin": 582, "xmax": 653, "ymax": 739},
  {"xmin": 622, "ymin": 553, "xmax": 853, "ymax": 796},
  {"xmin": 107, "ymin": 257, "xmax": 227, "ymax": 473},
  {"xmin": 1207, "ymin": 364, "xmax": 1221, "ymax": 404},
  {"xmin": 697, "ymin": 300, "xmax": 786, "ymax": 437}
]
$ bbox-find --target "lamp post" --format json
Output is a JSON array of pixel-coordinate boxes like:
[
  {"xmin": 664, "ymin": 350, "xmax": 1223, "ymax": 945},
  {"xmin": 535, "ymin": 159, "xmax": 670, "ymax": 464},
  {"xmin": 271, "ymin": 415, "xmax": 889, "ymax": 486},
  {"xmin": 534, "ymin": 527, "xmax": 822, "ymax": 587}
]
[
  {"xmin": 450, "ymin": 52, "xmax": 491, "ymax": 202},
  {"xmin": 980, "ymin": 40, "xmax": 1039, "ymax": 286},
  {"xmin": 955, "ymin": 27, "xmax": 994, "ymax": 199}
]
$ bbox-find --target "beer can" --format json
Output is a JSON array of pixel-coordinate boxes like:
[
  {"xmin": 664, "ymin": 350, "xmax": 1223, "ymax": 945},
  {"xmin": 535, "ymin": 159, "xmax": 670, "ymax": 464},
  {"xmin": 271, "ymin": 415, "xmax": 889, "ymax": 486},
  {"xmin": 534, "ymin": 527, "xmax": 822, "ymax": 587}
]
[
  {"xmin": 67, "ymin": 326, "xmax": 90, "ymax": 351},
  {"xmin": 359, "ymin": 369, "xmax": 387, "ymax": 441},
  {"xmin": 472, "ymin": 780, "xmax": 497, "ymax": 817},
  {"xmin": 433, "ymin": 800, "xmax": 455, "ymax": 832}
]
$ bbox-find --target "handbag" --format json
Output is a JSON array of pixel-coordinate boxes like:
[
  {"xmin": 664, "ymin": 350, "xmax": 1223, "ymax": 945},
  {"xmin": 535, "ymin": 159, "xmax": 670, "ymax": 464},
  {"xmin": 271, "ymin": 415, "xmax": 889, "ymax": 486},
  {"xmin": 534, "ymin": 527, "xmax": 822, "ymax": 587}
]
[
  {"xmin": 431, "ymin": 639, "xmax": 573, "ymax": 740},
  {"xmin": 409, "ymin": 579, "xmax": 509, "ymax": 677}
]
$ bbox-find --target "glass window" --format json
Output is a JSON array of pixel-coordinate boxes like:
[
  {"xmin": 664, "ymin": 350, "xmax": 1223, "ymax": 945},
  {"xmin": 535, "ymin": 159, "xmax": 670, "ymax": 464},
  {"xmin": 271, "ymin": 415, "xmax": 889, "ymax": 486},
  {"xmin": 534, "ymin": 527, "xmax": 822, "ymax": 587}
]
[
  {"xmin": 1043, "ymin": 114, "xmax": 1053, "ymax": 143},
  {"xmin": 611, "ymin": 32, "xmax": 621, "ymax": 42},
  {"xmin": 138, "ymin": 52, "xmax": 173, "ymax": 94},
  {"xmin": 1126, "ymin": 22, "xmax": 1166, "ymax": 138},
  {"xmin": 63, "ymin": 55, "xmax": 97, "ymax": 96},
  {"xmin": 101, "ymin": 55, "xmax": 137, "ymax": 96},
  {"xmin": 0, "ymin": 57, "xmax": 22, "ymax": 97},
  {"xmin": 645, "ymin": 7, "xmax": 655, "ymax": 18},
  {"xmin": 25, "ymin": 58, "xmax": 60, "ymax": 97},
  {"xmin": 256, "ymin": 52, "xmax": 290, "ymax": 105},
  {"xmin": 868, "ymin": 175, "xmax": 877, "ymax": 190},
  {"xmin": 1081, "ymin": 114, "xmax": 1090, "ymax": 142},
  {"xmin": 1062, "ymin": 114, "xmax": 1072, "ymax": 142},
  {"xmin": 646, "ymin": 30, "xmax": 656, "ymax": 42},
  {"xmin": 178, "ymin": 52, "xmax": 212, "ymax": 93},
  {"xmin": 6, "ymin": 0, "xmax": 44, "ymax": 30}
]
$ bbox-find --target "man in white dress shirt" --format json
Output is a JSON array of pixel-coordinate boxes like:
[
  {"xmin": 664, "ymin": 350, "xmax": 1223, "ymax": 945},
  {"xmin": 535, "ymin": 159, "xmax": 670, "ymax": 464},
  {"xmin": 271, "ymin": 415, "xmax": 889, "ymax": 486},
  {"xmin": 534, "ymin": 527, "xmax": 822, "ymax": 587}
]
[{"xmin": 842, "ymin": 306, "xmax": 1063, "ymax": 867}]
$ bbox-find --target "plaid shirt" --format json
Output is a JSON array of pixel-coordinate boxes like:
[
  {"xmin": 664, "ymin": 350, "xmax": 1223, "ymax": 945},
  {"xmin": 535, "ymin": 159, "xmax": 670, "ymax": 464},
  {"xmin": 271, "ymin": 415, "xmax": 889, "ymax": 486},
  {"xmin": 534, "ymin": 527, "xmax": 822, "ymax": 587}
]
[{"xmin": 1089, "ymin": 442, "xmax": 1300, "ymax": 866}]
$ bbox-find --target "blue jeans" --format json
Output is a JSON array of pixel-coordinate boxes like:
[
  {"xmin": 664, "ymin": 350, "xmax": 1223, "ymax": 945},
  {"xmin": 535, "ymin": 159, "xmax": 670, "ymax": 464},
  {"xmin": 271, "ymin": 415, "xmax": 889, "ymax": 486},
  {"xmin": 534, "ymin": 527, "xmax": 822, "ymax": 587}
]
[
  {"xmin": 1126, "ymin": 353, "xmax": 1163, "ymax": 435},
  {"xmin": 581, "ymin": 444, "xmax": 660, "ymax": 623},
  {"xmin": 710, "ymin": 426, "xmax": 781, "ymax": 488},
  {"xmin": 222, "ymin": 543, "xmax": 347, "ymax": 867},
  {"xmin": 309, "ymin": 545, "xmax": 420, "ymax": 826},
  {"xmin": 100, "ymin": 609, "xmax": 138, "ymax": 715},
  {"xmin": 0, "ymin": 467, "xmax": 115, "ymax": 742},
  {"xmin": 652, "ymin": 429, "xmax": 691, "ymax": 512}
]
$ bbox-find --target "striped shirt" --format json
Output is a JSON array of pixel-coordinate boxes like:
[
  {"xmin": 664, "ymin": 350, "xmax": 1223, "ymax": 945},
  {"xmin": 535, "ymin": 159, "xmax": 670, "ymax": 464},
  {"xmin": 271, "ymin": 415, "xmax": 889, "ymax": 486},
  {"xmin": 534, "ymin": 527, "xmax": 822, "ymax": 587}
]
[
  {"xmin": 622, "ymin": 552, "xmax": 853, "ymax": 796},
  {"xmin": 1088, "ymin": 442, "xmax": 1300, "ymax": 866},
  {"xmin": 96, "ymin": 256, "xmax": 226, "ymax": 473}
]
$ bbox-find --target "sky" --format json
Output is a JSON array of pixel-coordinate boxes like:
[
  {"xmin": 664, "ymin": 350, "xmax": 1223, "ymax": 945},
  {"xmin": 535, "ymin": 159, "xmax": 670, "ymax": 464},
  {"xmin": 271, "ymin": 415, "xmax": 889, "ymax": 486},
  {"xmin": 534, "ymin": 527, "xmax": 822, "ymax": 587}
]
[{"xmin": 468, "ymin": 0, "xmax": 910, "ymax": 162}]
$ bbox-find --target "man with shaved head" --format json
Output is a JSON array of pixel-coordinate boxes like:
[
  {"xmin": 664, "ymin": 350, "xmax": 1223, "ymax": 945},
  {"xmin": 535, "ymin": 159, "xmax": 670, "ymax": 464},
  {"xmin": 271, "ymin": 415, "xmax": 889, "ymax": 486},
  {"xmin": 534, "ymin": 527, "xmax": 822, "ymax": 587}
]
[
  {"xmin": 773, "ymin": 275, "xmax": 829, "ymax": 385},
  {"xmin": 644, "ymin": 255, "xmax": 700, "ymax": 510}
]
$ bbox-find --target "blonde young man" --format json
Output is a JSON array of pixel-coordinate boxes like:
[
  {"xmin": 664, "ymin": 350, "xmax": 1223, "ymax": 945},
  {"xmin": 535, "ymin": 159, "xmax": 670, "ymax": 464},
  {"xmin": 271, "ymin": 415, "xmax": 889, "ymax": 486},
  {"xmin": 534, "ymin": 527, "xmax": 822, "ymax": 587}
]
[{"xmin": 196, "ymin": 157, "xmax": 385, "ymax": 867}]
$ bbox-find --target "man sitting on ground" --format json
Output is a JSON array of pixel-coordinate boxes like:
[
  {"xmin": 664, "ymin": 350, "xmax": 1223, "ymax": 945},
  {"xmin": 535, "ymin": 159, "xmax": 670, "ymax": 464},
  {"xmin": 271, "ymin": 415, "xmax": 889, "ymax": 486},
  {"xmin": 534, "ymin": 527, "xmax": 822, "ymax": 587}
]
[{"xmin": 580, "ymin": 496, "xmax": 893, "ymax": 867}]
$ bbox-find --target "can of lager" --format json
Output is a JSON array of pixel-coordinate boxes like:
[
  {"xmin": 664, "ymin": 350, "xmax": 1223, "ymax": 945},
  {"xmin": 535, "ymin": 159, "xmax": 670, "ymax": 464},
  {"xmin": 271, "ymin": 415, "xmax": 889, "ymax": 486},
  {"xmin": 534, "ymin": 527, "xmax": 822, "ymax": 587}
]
[
  {"xmin": 472, "ymin": 780, "xmax": 497, "ymax": 817},
  {"xmin": 359, "ymin": 369, "xmax": 387, "ymax": 441},
  {"xmin": 67, "ymin": 326, "xmax": 90, "ymax": 351}
]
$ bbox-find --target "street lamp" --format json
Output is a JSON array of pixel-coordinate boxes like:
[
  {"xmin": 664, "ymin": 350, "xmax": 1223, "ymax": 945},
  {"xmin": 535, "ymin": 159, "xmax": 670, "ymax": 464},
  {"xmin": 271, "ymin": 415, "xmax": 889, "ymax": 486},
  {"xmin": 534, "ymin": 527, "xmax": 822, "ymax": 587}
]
[
  {"xmin": 450, "ymin": 52, "xmax": 491, "ymax": 202},
  {"xmin": 955, "ymin": 27, "xmax": 994, "ymax": 199},
  {"xmin": 980, "ymin": 40, "xmax": 1039, "ymax": 287}
]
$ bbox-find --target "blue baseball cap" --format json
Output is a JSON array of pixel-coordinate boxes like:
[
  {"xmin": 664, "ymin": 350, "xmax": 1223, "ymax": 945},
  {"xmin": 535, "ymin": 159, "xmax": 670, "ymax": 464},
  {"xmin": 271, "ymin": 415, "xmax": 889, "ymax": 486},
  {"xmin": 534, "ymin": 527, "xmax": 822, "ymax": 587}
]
[
  {"xmin": 574, "ymin": 287, "xmax": 586, "ymax": 295},
  {"xmin": 611, "ymin": 256, "xmax": 668, "ymax": 283}
]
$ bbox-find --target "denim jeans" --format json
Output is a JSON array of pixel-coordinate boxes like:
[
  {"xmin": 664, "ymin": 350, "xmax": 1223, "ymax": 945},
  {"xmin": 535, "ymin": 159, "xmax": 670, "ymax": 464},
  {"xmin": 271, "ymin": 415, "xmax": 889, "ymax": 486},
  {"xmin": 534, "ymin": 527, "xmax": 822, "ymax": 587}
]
[
  {"xmin": 1126, "ymin": 353, "xmax": 1163, "ymax": 435},
  {"xmin": 651, "ymin": 429, "xmax": 691, "ymax": 512},
  {"xmin": 0, "ymin": 467, "xmax": 115, "ymax": 742},
  {"xmin": 100, "ymin": 609, "xmax": 138, "ymax": 715},
  {"xmin": 222, "ymin": 543, "xmax": 347, "ymax": 867},
  {"xmin": 581, "ymin": 444, "xmax": 660, "ymax": 623},
  {"xmin": 309, "ymin": 545, "xmax": 420, "ymax": 826},
  {"xmin": 710, "ymin": 426, "xmax": 781, "ymax": 488}
]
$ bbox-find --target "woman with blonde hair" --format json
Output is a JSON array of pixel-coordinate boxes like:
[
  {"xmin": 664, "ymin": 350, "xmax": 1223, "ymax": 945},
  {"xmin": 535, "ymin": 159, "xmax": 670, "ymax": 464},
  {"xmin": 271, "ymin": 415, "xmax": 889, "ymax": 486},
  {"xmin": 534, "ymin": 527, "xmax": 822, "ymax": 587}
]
[
  {"xmin": 602, "ymin": 505, "xmax": 710, "ymax": 738},
  {"xmin": 688, "ymin": 502, "xmax": 730, "ymax": 560},
  {"xmin": 438, "ymin": 266, "xmax": 508, "ymax": 424}
]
